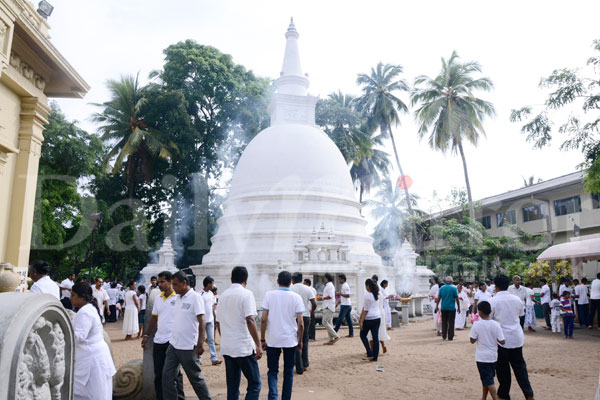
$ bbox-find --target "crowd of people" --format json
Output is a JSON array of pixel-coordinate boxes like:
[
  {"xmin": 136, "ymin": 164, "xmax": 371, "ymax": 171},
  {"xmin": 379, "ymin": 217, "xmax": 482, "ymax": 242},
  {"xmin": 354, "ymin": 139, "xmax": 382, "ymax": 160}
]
[
  {"xmin": 24, "ymin": 259, "xmax": 600, "ymax": 400},
  {"xmin": 429, "ymin": 272, "xmax": 600, "ymax": 400}
]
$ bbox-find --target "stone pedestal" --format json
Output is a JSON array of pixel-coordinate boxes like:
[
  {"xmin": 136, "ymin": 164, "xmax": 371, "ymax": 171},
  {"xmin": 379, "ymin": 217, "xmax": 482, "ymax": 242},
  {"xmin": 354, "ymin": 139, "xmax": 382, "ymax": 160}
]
[
  {"xmin": 0, "ymin": 293, "xmax": 74, "ymax": 400},
  {"xmin": 401, "ymin": 304, "xmax": 409, "ymax": 326}
]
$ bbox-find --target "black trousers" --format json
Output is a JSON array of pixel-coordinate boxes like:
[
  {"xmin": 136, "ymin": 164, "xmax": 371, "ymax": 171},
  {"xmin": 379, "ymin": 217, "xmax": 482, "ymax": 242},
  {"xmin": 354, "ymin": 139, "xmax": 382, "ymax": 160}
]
[
  {"xmin": 308, "ymin": 315, "xmax": 316, "ymax": 340},
  {"xmin": 590, "ymin": 299, "xmax": 600, "ymax": 328},
  {"xmin": 153, "ymin": 342, "xmax": 185, "ymax": 400},
  {"xmin": 440, "ymin": 310, "xmax": 456, "ymax": 340},
  {"xmin": 496, "ymin": 346, "xmax": 534, "ymax": 399},
  {"xmin": 60, "ymin": 297, "xmax": 72, "ymax": 310},
  {"xmin": 542, "ymin": 303, "xmax": 551, "ymax": 328},
  {"xmin": 519, "ymin": 315, "xmax": 525, "ymax": 328},
  {"xmin": 295, "ymin": 316, "xmax": 310, "ymax": 373}
]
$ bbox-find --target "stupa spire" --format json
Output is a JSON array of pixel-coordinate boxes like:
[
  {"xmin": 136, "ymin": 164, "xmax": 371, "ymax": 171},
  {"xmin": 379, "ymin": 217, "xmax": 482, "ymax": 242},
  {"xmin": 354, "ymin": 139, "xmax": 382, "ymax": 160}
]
[{"xmin": 275, "ymin": 17, "xmax": 309, "ymax": 96}]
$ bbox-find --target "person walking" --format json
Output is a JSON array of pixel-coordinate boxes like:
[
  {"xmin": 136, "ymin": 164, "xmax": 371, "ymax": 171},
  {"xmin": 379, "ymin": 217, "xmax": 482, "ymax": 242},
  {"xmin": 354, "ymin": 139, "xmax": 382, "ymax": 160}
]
[
  {"xmin": 106, "ymin": 282, "xmax": 119, "ymax": 323},
  {"xmin": 217, "ymin": 266, "xmax": 262, "ymax": 400},
  {"xmin": 359, "ymin": 279, "xmax": 381, "ymax": 362},
  {"xmin": 489, "ymin": 275, "xmax": 534, "ymax": 400},
  {"xmin": 92, "ymin": 277, "xmax": 110, "ymax": 324},
  {"xmin": 429, "ymin": 278, "xmax": 440, "ymax": 334},
  {"xmin": 304, "ymin": 279, "xmax": 317, "ymax": 341},
  {"xmin": 455, "ymin": 282, "xmax": 470, "ymax": 330},
  {"xmin": 381, "ymin": 280, "xmax": 393, "ymax": 330},
  {"xmin": 508, "ymin": 275, "xmax": 528, "ymax": 329},
  {"xmin": 29, "ymin": 261, "xmax": 60, "ymax": 299},
  {"xmin": 260, "ymin": 271, "xmax": 304, "ymax": 400},
  {"xmin": 334, "ymin": 273, "xmax": 354, "ymax": 337},
  {"xmin": 138, "ymin": 285, "xmax": 147, "ymax": 338},
  {"xmin": 591, "ymin": 273, "xmax": 600, "ymax": 329},
  {"xmin": 122, "ymin": 280, "xmax": 140, "ymax": 340},
  {"xmin": 162, "ymin": 272, "xmax": 212, "ymax": 400},
  {"xmin": 523, "ymin": 282, "xmax": 538, "ymax": 332},
  {"xmin": 142, "ymin": 271, "xmax": 186, "ymax": 400},
  {"xmin": 200, "ymin": 276, "xmax": 222, "ymax": 365},
  {"xmin": 322, "ymin": 273, "xmax": 340, "ymax": 345},
  {"xmin": 539, "ymin": 278, "xmax": 552, "ymax": 330},
  {"xmin": 60, "ymin": 273, "xmax": 76, "ymax": 309},
  {"xmin": 435, "ymin": 276, "xmax": 460, "ymax": 341},
  {"xmin": 71, "ymin": 283, "xmax": 116, "ymax": 400},
  {"xmin": 560, "ymin": 291, "xmax": 575, "ymax": 339},
  {"xmin": 291, "ymin": 272, "xmax": 317, "ymax": 374},
  {"xmin": 574, "ymin": 278, "xmax": 590, "ymax": 328}
]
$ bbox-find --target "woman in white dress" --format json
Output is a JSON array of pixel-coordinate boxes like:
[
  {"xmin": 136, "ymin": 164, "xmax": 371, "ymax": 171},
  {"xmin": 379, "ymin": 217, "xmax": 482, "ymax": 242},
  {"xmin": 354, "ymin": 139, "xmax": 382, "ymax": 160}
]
[
  {"xmin": 454, "ymin": 283, "xmax": 470, "ymax": 330},
  {"xmin": 381, "ymin": 280, "xmax": 393, "ymax": 330},
  {"xmin": 71, "ymin": 283, "xmax": 116, "ymax": 400},
  {"xmin": 122, "ymin": 280, "xmax": 140, "ymax": 339}
]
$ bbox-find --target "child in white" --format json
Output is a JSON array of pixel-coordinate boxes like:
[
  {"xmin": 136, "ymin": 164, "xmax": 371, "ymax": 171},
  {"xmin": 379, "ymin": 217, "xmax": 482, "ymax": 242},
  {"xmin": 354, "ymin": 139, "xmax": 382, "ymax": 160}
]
[
  {"xmin": 470, "ymin": 301, "xmax": 505, "ymax": 400},
  {"xmin": 550, "ymin": 293, "xmax": 561, "ymax": 333}
]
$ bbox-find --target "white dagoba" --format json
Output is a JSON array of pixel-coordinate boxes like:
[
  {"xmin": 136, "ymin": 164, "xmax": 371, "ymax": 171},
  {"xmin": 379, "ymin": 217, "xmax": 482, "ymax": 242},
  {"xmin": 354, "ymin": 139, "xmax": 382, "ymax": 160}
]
[
  {"xmin": 192, "ymin": 19, "xmax": 391, "ymax": 309},
  {"xmin": 139, "ymin": 237, "xmax": 178, "ymax": 288}
]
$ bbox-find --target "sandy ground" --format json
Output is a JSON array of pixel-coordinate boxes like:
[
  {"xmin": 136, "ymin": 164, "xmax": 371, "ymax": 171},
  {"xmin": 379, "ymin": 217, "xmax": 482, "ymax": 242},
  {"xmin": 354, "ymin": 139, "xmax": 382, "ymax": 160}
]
[{"xmin": 106, "ymin": 318, "xmax": 600, "ymax": 400}]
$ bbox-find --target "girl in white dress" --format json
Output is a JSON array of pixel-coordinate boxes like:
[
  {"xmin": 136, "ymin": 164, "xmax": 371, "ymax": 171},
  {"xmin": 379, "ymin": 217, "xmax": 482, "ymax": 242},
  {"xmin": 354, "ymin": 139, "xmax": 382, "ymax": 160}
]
[
  {"xmin": 71, "ymin": 283, "xmax": 116, "ymax": 400},
  {"xmin": 122, "ymin": 280, "xmax": 140, "ymax": 339},
  {"xmin": 367, "ymin": 281, "xmax": 391, "ymax": 353}
]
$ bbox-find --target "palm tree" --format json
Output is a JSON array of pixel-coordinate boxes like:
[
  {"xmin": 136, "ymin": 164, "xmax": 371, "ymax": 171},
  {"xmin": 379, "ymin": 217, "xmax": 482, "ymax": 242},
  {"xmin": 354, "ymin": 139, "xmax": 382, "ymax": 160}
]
[
  {"xmin": 411, "ymin": 51, "xmax": 495, "ymax": 220},
  {"xmin": 350, "ymin": 125, "xmax": 390, "ymax": 204},
  {"xmin": 92, "ymin": 74, "xmax": 176, "ymax": 197},
  {"xmin": 522, "ymin": 176, "xmax": 543, "ymax": 187},
  {"xmin": 354, "ymin": 63, "xmax": 414, "ymax": 216}
]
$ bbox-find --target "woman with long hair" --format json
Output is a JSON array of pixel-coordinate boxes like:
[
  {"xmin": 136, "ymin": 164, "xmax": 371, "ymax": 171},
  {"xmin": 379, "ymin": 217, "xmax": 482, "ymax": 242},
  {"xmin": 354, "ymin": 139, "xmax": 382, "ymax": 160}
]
[
  {"xmin": 122, "ymin": 280, "xmax": 140, "ymax": 339},
  {"xmin": 71, "ymin": 283, "xmax": 116, "ymax": 399},
  {"xmin": 359, "ymin": 279, "xmax": 381, "ymax": 362}
]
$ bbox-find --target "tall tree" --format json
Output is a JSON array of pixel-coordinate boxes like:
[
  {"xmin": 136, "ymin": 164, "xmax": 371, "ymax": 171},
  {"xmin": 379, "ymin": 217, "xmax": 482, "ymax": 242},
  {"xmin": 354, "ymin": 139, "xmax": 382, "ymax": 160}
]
[
  {"xmin": 350, "ymin": 125, "xmax": 390, "ymax": 204},
  {"xmin": 354, "ymin": 63, "xmax": 414, "ymax": 216},
  {"xmin": 92, "ymin": 74, "xmax": 177, "ymax": 197},
  {"xmin": 411, "ymin": 51, "xmax": 495, "ymax": 220}
]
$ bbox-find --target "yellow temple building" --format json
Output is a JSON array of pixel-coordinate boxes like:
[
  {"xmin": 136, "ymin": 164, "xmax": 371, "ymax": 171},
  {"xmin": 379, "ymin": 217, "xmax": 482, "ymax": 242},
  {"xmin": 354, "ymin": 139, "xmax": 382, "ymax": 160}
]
[{"xmin": 0, "ymin": 0, "xmax": 89, "ymax": 286}]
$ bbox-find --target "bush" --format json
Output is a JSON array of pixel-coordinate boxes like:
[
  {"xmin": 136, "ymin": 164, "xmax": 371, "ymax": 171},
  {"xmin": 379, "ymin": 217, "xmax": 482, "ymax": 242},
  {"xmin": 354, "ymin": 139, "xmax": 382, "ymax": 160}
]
[{"xmin": 525, "ymin": 260, "xmax": 571, "ymax": 284}]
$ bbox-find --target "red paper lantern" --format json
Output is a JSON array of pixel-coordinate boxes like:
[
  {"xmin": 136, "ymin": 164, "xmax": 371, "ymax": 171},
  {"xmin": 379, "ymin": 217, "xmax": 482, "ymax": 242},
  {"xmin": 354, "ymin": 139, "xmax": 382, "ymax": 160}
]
[{"xmin": 397, "ymin": 175, "xmax": 413, "ymax": 190}]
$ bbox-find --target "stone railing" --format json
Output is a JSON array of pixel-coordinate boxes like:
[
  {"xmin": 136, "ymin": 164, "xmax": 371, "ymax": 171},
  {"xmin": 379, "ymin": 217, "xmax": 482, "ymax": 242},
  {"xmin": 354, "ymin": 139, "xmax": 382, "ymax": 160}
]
[{"xmin": 0, "ymin": 293, "xmax": 74, "ymax": 400}]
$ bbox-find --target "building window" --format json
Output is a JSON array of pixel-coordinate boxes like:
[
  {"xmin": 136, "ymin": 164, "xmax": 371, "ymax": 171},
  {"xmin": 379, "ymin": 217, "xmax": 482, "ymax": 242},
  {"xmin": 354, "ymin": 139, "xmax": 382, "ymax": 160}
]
[
  {"xmin": 522, "ymin": 204, "xmax": 547, "ymax": 222},
  {"xmin": 593, "ymin": 193, "xmax": 600, "ymax": 209},
  {"xmin": 496, "ymin": 210, "xmax": 516, "ymax": 227},
  {"xmin": 478, "ymin": 216, "xmax": 491, "ymax": 229},
  {"xmin": 554, "ymin": 195, "xmax": 582, "ymax": 216}
]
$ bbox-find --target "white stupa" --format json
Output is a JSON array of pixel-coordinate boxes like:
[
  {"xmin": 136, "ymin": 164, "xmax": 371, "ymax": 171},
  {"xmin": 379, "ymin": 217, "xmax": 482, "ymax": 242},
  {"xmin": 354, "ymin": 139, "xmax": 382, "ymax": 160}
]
[
  {"xmin": 192, "ymin": 19, "xmax": 396, "ymax": 309},
  {"xmin": 139, "ymin": 237, "xmax": 179, "ymax": 288}
]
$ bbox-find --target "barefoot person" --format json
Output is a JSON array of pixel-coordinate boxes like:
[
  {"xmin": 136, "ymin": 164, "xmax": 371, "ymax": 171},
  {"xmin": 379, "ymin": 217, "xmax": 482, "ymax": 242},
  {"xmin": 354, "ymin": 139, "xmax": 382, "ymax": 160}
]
[
  {"xmin": 334, "ymin": 273, "xmax": 354, "ymax": 337},
  {"xmin": 162, "ymin": 272, "xmax": 211, "ymax": 400},
  {"xmin": 435, "ymin": 276, "xmax": 460, "ymax": 341},
  {"xmin": 123, "ymin": 280, "xmax": 140, "ymax": 340},
  {"xmin": 200, "ymin": 276, "xmax": 221, "ymax": 365},
  {"xmin": 291, "ymin": 272, "xmax": 317, "ymax": 374},
  {"xmin": 71, "ymin": 282, "xmax": 116, "ymax": 400},
  {"xmin": 142, "ymin": 271, "xmax": 186, "ymax": 400},
  {"xmin": 322, "ymin": 273, "xmax": 340, "ymax": 345},
  {"xmin": 260, "ymin": 271, "xmax": 304, "ymax": 400},
  {"xmin": 359, "ymin": 279, "xmax": 381, "ymax": 362},
  {"xmin": 368, "ymin": 276, "xmax": 391, "ymax": 353},
  {"xmin": 217, "ymin": 266, "xmax": 262, "ymax": 400},
  {"xmin": 92, "ymin": 277, "xmax": 110, "ymax": 324}
]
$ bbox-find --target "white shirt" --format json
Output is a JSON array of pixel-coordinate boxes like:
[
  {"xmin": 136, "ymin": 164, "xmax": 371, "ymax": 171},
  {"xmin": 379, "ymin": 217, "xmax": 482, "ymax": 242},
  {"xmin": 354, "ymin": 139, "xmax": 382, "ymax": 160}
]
[
  {"xmin": 540, "ymin": 284, "xmax": 551, "ymax": 304},
  {"xmin": 591, "ymin": 279, "xmax": 600, "ymax": 300},
  {"xmin": 525, "ymin": 288, "xmax": 534, "ymax": 307},
  {"xmin": 92, "ymin": 287, "xmax": 109, "ymax": 311},
  {"xmin": 139, "ymin": 293, "xmax": 147, "ymax": 311},
  {"xmin": 102, "ymin": 282, "xmax": 110, "ymax": 291},
  {"xmin": 60, "ymin": 278, "xmax": 74, "ymax": 299},
  {"xmin": 217, "ymin": 283, "xmax": 257, "ymax": 357},
  {"xmin": 575, "ymin": 284, "xmax": 589, "ymax": 304},
  {"xmin": 307, "ymin": 286, "xmax": 317, "ymax": 312},
  {"xmin": 200, "ymin": 290, "xmax": 215, "ymax": 323},
  {"xmin": 171, "ymin": 289, "xmax": 205, "ymax": 350},
  {"xmin": 107, "ymin": 288, "xmax": 119, "ymax": 306},
  {"xmin": 508, "ymin": 284, "xmax": 528, "ymax": 306},
  {"xmin": 322, "ymin": 282, "xmax": 336, "ymax": 312},
  {"xmin": 490, "ymin": 291, "xmax": 525, "ymax": 349},
  {"xmin": 262, "ymin": 288, "xmax": 304, "ymax": 348},
  {"xmin": 363, "ymin": 292, "xmax": 380, "ymax": 320},
  {"xmin": 470, "ymin": 319, "xmax": 505, "ymax": 363},
  {"xmin": 474, "ymin": 290, "xmax": 491, "ymax": 304},
  {"xmin": 340, "ymin": 282, "xmax": 352, "ymax": 306},
  {"xmin": 291, "ymin": 283, "xmax": 316, "ymax": 317},
  {"xmin": 558, "ymin": 284, "xmax": 573, "ymax": 297},
  {"xmin": 429, "ymin": 284, "xmax": 439, "ymax": 302},
  {"xmin": 487, "ymin": 284, "xmax": 496, "ymax": 297},
  {"xmin": 30, "ymin": 276, "xmax": 60, "ymax": 299},
  {"xmin": 151, "ymin": 291, "xmax": 178, "ymax": 345}
]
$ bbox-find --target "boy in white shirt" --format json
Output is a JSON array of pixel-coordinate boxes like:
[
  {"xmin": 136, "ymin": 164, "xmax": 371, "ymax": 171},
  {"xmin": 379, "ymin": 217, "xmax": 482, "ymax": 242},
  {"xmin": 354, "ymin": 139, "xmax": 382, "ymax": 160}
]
[
  {"xmin": 549, "ymin": 293, "xmax": 562, "ymax": 333},
  {"xmin": 574, "ymin": 278, "xmax": 590, "ymax": 328},
  {"xmin": 470, "ymin": 301, "xmax": 506, "ymax": 400}
]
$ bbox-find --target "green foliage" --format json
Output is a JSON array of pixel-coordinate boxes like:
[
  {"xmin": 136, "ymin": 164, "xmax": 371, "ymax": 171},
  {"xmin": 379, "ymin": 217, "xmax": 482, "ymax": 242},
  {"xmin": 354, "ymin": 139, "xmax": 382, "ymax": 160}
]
[
  {"xmin": 511, "ymin": 39, "xmax": 600, "ymax": 194},
  {"xmin": 526, "ymin": 260, "xmax": 572, "ymax": 284}
]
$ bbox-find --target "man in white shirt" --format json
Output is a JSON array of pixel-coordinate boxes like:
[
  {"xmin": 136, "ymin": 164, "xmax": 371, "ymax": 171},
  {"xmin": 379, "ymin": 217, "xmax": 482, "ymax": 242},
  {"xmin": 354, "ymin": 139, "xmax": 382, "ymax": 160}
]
[
  {"xmin": 29, "ymin": 261, "xmax": 59, "ymax": 299},
  {"xmin": 573, "ymin": 278, "xmax": 589, "ymax": 327},
  {"xmin": 260, "ymin": 271, "xmax": 304, "ymax": 400},
  {"xmin": 322, "ymin": 273, "xmax": 340, "ymax": 345},
  {"xmin": 486, "ymin": 280, "xmax": 496, "ymax": 297},
  {"xmin": 291, "ymin": 272, "xmax": 317, "ymax": 374},
  {"xmin": 199, "ymin": 276, "xmax": 221, "ymax": 365},
  {"xmin": 304, "ymin": 279, "xmax": 317, "ymax": 341},
  {"xmin": 334, "ymin": 273, "xmax": 354, "ymax": 337},
  {"xmin": 539, "ymin": 278, "xmax": 552, "ymax": 330},
  {"xmin": 102, "ymin": 276, "xmax": 111, "ymax": 291},
  {"xmin": 429, "ymin": 278, "xmax": 440, "ymax": 332},
  {"xmin": 489, "ymin": 275, "xmax": 534, "ymax": 400},
  {"xmin": 508, "ymin": 275, "xmax": 528, "ymax": 328},
  {"xmin": 142, "ymin": 271, "xmax": 186, "ymax": 400},
  {"xmin": 162, "ymin": 272, "xmax": 211, "ymax": 400},
  {"xmin": 59, "ymin": 273, "xmax": 76, "ymax": 309},
  {"xmin": 92, "ymin": 277, "xmax": 110, "ymax": 323},
  {"xmin": 217, "ymin": 266, "xmax": 262, "ymax": 400},
  {"xmin": 590, "ymin": 273, "xmax": 600, "ymax": 330}
]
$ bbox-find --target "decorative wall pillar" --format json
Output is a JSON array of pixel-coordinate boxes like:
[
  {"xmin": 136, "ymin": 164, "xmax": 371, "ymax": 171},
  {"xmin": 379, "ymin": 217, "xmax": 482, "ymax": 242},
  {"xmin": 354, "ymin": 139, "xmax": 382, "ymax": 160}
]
[
  {"xmin": 0, "ymin": 293, "xmax": 74, "ymax": 399},
  {"xmin": 6, "ymin": 96, "xmax": 48, "ymax": 272}
]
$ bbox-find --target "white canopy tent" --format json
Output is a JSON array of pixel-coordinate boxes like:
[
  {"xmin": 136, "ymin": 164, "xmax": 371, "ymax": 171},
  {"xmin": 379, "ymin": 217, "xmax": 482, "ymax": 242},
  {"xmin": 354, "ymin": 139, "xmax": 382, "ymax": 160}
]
[{"xmin": 537, "ymin": 234, "xmax": 600, "ymax": 284}]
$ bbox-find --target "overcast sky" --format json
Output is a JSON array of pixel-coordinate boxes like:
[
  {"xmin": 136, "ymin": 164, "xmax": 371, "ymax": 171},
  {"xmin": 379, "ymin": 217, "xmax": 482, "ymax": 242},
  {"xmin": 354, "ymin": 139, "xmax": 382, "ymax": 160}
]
[{"xmin": 50, "ymin": 0, "xmax": 598, "ymax": 213}]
